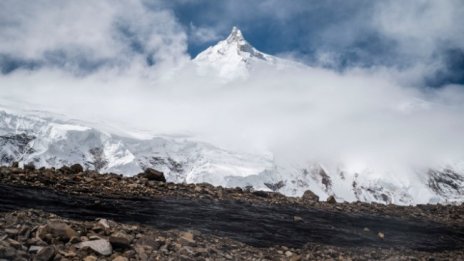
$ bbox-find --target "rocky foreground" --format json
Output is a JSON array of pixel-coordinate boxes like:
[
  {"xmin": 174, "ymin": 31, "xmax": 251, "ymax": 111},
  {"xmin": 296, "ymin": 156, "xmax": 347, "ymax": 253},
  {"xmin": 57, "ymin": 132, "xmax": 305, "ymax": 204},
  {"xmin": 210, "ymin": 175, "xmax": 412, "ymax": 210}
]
[{"xmin": 0, "ymin": 164, "xmax": 463, "ymax": 260}]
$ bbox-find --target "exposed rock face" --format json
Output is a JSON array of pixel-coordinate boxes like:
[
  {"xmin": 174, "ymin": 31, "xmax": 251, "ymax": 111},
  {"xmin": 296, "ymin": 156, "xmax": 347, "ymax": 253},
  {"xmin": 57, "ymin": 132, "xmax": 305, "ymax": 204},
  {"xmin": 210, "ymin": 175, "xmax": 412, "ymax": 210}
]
[
  {"xmin": 0, "ymin": 133, "xmax": 35, "ymax": 165},
  {"xmin": 428, "ymin": 168, "xmax": 464, "ymax": 201},
  {"xmin": 264, "ymin": 181, "xmax": 285, "ymax": 192}
]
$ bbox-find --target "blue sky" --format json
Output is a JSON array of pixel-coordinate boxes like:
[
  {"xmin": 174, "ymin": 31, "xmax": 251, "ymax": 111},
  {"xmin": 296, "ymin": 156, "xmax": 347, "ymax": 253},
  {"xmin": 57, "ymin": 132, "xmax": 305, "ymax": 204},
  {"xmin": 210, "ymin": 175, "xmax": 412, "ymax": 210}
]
[
  {"xmin": 0, "ymin": 0, "xmax": 463, "ymax": 87},
  {"xmin": 165, "ymin": 0, "xmax": 464, "ymax": 86}
]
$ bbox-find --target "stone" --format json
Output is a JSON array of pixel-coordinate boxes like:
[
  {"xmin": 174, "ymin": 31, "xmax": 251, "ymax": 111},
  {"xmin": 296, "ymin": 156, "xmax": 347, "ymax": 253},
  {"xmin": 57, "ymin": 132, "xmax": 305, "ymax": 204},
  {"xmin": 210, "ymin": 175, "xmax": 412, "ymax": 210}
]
[
  {"xmin": 97, "ymin": 219, "xmax": 110, "ymax": 229},
  {"xmin": 285, "ymin": 251, "xmax": 294, "ymax": 257},
  {"xmin": 135, "ymin": 236, "xmax": 163, "ymax": 250},
  {"xmin": 109, "ymin": 231, "xmax": 132, "ymax": 249},
  {"xmin": 59, "ymin": 250, "xmax": 77, "ymax": 258},
  {"xmin": 6, "ymin": 238, "xmax": 21, "ymax": 248},
  {"xmin": 4, "ymin": 228, "xmax": 19, "ymax": 236},
  {"xmin": 138, "ymin": 168, "xmax": 166, "ymax": 182},
  {"xmin": 83, "ymin": 256, "xmax": 97, "ymax": 261},
  {"xmin": 134, "ymin": 245, "xmax": 148, "ymax": 261},
  {"xmin": 28, "ymin": 245, "xmax": 43, "ymax": 254},
  {"xmin": 69, "ymin": 236, "xmax": 80, "ymax": 244},
  {"xmin": 24, "ymin": 162, "xmax": 36, "ymax": 171},
  {"xmin": 69, "ymin": 164, "xmax": 84, "ymax": 174},
  {"xmin": 33, "ymin": 246, "xmax": 55, "ymax": 261},
  {"xmin": 47, "ymin": 222, "xmax": 77, "ymax": 240},
  {"xmin": 179, "ymin": 232, "xmax": 195, "ymax": 245},
  {"xmin": 59, "ymin": 166, "xmax": 71, "ymax": 174},
  {"xmin": 302, "ymin": 190, "xmax": 319, "ymax": 202},
  {"xmin": 252, "ymin": 191, "xmax": 269, "ymax": 198},
  {"xmin": 75, "ymin": 239, "xmax": 112, "ymax": 256},
  {"xmin": 378, "ymin": 232, "xmax": 385, "ymax": 240},
  {"xmin": 1, "ymin": 246, "xmax": 16, "ymax": 258},
  {"xmin": 326, "ymin": 195, "xmax": 337, "ymax": 204},
  {"xmin": 112, "ymin": 256, "xmax": 129, "ymax": 261}
]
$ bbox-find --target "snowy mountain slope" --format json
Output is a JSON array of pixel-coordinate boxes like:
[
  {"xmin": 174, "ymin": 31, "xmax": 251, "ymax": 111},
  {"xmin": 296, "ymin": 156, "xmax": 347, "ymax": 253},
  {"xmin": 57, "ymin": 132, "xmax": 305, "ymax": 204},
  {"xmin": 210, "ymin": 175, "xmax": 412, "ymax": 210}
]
[
  {"xmin": 1, "ymin": 27, "xmax": 463, "ymax": 205},
  {"xmin": 1, "ymin": 109, "xmax": 463, "ymax": 205},
  {"xmin": 193, "ymin": 26, "xmax": 299, "ymax": 80},
  {"xmin": 0, "ymin": 109, "xmax": 272, "ymax": 183}
]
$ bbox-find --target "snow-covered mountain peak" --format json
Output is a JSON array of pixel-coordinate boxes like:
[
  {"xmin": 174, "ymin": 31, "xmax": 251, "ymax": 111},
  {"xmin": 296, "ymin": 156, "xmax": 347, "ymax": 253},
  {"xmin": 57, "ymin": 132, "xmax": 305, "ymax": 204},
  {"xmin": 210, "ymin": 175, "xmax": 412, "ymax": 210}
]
[
  {"xmin": 226, "ymin": 26, "xmax": 245, "ymax": 44},
  {"xmin": 222, "ymin": 26, "xmax": 265, "ymax": 59},
  {"xmin": 193, "ymin": 26, "xmax": 283, "ymax": 79}
]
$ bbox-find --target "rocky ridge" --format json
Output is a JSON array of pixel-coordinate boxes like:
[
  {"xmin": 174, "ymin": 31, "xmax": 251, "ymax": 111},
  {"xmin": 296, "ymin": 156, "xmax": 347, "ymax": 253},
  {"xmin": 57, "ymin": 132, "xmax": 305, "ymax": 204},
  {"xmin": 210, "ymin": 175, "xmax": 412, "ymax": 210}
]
[
  {"xmin": 0, "ymin": 164, "xmax": 462, "ymax": 226},
  {"xmin": 0, "ymin": 164, "xmax": 464, "ymax": 260}
]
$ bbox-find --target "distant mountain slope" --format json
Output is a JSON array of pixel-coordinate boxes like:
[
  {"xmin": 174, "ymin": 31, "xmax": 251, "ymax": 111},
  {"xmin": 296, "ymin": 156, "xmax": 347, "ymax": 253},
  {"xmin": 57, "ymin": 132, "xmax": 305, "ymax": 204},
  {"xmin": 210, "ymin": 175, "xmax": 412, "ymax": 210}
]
[{"xmin": 1, "ymin": 109, "xmax": 463, "ymax": 205}]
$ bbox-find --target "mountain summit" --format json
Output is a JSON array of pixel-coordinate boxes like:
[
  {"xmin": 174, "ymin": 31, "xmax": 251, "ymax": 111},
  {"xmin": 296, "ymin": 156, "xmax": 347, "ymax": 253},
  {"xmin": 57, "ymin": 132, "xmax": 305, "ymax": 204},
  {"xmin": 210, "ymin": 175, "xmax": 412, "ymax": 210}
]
[
  {"xmin": 223, "ymin": 26, "xmax": 267, "ymax": 60},
  {"xmin": 193, "ymin": 26, "xmax": 283, "ymax": 79}
]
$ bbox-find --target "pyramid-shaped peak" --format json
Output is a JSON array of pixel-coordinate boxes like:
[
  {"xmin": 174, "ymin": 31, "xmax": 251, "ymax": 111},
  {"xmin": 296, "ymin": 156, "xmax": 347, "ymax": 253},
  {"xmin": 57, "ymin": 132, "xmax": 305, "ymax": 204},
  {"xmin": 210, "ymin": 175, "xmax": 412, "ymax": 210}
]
[{"xmin": 226, "ymin": 26, "xmax": 246, "ymax": 44}]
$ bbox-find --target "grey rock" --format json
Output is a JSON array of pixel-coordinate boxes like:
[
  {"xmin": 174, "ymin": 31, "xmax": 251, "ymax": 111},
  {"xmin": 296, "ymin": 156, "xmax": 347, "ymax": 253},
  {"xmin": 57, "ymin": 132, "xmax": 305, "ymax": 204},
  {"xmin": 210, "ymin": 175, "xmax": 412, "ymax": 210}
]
[
  {"xmin": 138, "ymin": 168, "xmax": 166, "ymax": 182},
  {"xmin": 302, "ymin": 190, "xmax": 319, "ymax": 202},
  {"xmin": 75, "ymin": 239, "xmax": 112, "ymax": 256},
  {"xmin": 33, "ymin": 246, "xmax": 55, "ymax": 261}
]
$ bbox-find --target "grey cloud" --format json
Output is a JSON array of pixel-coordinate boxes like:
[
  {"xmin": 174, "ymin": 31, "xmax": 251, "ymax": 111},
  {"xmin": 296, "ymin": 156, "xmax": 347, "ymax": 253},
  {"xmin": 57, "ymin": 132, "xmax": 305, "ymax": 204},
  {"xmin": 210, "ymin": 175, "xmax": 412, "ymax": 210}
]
[{"xmin": 0, "ymin": 0, "xmax": 188, "ymax": 72}]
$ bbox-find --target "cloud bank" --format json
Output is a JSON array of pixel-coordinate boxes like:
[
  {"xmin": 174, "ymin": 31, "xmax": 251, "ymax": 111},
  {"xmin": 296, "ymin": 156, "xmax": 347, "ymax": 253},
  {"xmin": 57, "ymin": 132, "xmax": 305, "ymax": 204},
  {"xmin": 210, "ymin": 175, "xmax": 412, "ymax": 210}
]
[{"xmin": 0, "ymin": 0, "xmax": 188, "ymax": 73}]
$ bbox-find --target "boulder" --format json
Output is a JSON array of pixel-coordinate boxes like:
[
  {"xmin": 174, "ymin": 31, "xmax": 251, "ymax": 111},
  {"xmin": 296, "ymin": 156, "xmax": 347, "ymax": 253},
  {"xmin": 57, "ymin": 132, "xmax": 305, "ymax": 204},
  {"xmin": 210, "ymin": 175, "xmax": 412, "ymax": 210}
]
[
  {"xmin": 33, "ymin": 246, "xmax": 55, "ymax": 261},
  {"xmin": 138, "ymin": 168, "xmax": 166, "ymax": 182},
  {"xmin": 179, "ymin": 232, "xmax": 195, "ymax": 246},
  {"xmin": 326, "ymin": 195, "xmax": 337, "ymax": 204},
  {"xmin": 59, "ymin": 166, "xmax": 71, "ymax": 174},
  {"xmin": 47, "ymin": 222, "xmax": 77, "ymax": 240},
  {"xmin": 109, "ymin": 231, "xmax": 133, "ymax": 249},
  {"xmin": 252, "ymin": 191, "xmax": 269, "ymax": 198},
  {"xmin": 69, "ymin": 164, "xmax": 84, "ymax": 174},
  {"xmin": 301, "ymin": 190, "xmax": 319, "ymax": 202},
  {"xmin": 75, "ymin": 239, "xmax": 112, "ymax": 256},
  {"xmin": 24, "ymin": 162, "xmax": 36, "ymax": 171}
]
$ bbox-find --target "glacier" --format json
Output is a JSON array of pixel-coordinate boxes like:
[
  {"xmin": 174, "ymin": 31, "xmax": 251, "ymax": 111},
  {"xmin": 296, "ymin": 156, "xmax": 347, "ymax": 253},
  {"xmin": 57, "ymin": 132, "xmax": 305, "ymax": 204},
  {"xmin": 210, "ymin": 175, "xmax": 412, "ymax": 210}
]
[{"xmin": 1, "ymin": 108, "xmax": 463, "ymax": 205}]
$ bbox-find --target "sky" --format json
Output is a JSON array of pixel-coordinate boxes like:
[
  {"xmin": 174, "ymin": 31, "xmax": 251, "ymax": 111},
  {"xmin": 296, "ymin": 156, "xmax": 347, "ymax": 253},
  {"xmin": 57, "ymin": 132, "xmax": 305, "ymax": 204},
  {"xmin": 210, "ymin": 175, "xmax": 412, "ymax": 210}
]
[
  {"xmin": 1, "ymin": 0, "xmax": 463, "ymax": 86},
  {"xmin": 1, "ymin": 0, "xmax": 464, "ymax": 177}
]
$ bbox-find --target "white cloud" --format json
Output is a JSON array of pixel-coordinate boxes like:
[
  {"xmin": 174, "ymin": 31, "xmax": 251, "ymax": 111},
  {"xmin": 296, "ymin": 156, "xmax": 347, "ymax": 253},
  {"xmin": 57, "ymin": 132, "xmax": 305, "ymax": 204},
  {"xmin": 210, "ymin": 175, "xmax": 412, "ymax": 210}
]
[
  {"xmin": 1, "ymin": 61, "xmax": 464, "ymax": 176},
  {"xmin": 0, "ymin": 0, "xmax": 189, "ymax": 70},
  {"xmin": 189, "ymin": 24, "xmax": 221, "ymax": 44},
  {"xmin": 373, "ymin": 0, "xmax": 464, "ymax": 60}
]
